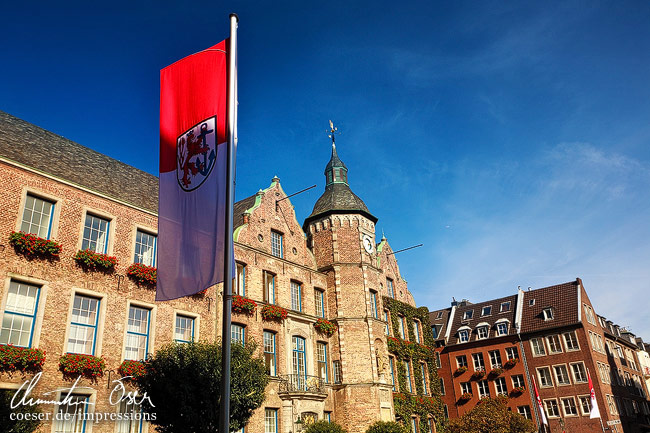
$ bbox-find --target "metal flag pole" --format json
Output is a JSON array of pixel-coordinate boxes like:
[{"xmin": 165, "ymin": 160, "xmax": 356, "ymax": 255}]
[{"xmin": 219, "ymin": 12, "xmax": 238, "ymax": 433}]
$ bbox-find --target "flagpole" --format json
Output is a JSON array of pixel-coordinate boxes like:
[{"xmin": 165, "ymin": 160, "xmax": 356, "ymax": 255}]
[{"xmin": 219, "ymin": 12, "xmax": 238, "ymax": 433}]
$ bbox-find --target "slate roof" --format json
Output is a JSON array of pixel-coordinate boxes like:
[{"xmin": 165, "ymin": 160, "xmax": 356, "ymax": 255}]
[
  {"xmin": 447, "ymin": 295, "xmax": 518, "ymax": 345},
  {"xmin": 324, "ymin": 144, "xmax": 347, "ymax": 172},
  {"xmin": 233, "ymin": 193, "xmax": 257, "ymax": 229},
  {"xmin": 0, "ymin": 111, "xmax": 159, "ymax": 213},
  {"xmin": 429, "ymin": 307, "xmax": 452, "ymax": 344},
  {"xmin": 519, "ymin": 280, "xmax": 580, "ymax": 334}
]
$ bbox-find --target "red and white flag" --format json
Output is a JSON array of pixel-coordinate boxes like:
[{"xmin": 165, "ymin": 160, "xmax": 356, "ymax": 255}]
[
  {"xmin": 588, "ymin": 369, "xmax": 601, "ymax": 419},
  {"xmin": 533, "ymin": 377, "xmax": 548, "ymax": 426},
  {"xmin": 157, "ymin": 40, "xmax": 230, "ymax": 301}
]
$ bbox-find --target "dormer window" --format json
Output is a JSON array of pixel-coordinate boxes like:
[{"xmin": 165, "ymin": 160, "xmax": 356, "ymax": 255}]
[
  {"xmin": 496, "ymin": 320, "xmax": 509, "ymax": 336},
  {"xmin": 458, "ymin": 329, "xmax": 469, "ymax": 343},
  {"xmin": 476, "ymin": 324, "xmax": 489, "ymax": 340},
  {"xmin": 462, "ymin": 310, "xmax": 473, "ymax": 321},
  {"xmin": 481, "ymin": 306, "xmax": 492, "ymax": 316},
  {"xmin": 542, "ymin": 307, "xmax": 554, "ymax": 321}
]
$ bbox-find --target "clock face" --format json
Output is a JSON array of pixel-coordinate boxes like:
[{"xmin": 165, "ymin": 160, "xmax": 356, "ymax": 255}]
[{"xmin": 363, "ymin": 235, "xmax": 374, "ymax": 253}]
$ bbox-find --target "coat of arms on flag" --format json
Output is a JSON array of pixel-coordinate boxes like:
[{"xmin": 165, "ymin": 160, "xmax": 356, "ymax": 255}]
[{"xmin": 177, "ymin": 116, "xmax": 217, "ymax": 191}]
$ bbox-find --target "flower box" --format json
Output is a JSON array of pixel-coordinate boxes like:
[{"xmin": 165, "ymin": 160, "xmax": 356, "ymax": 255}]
[
  {"xmin": 504, "ymin": 358, "xmax": 519, "ymax": 368},
  {"xmin": 9, "ymin": 231, "xmax": 62, "ymax": 260},
  {"xmin": 232, "ymin": 295, "xmax": 256, "ymax": 316},
  {"xmin": 458, "ymin": 392, "xmax": 472, "ymax": 401},
  {"xmin": 314, "ymin": 318, "xmax": 337, "ymax": 337},
  {"xmin": 511, "ymin": 386, "xmax": 526, "ymax": 395},
  {"xmin": 126, "ymin": 263, "xmax": 156, "ymax": 286},
  {"xmin": 59, "ymin": 353, "xmax": 105, "ymax": 380},
  {"xmin": 489, "ymin": 367, "xmax": 504, "ymax": 378},
  {"xmin": 117, "ymin": 360, "xmax": 146, "ymax": 382},
  {"xmin": 192, "ymin": 289, "xmax": 208, "ymax": 298},
  {"xmin": 454, "ymin": 366, "xmax": 468, "ymax": 376},
  {"xmin": 74, "ymin": 249, "xmax": 118, "ymax": 271},
  {"xmin": 0, "ymin": 344, "xmax": 46, "ymax": 374},
  {"xmin": 261, "ymin": 304, "xmax": 288, "ymax": 321},
  {"xmin": 471, "ymin": 370, "xmax": 485, "ymax": 380}
]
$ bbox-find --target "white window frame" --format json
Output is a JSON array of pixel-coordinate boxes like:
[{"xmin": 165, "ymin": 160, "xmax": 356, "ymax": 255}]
[
  {"xmin": 544, "ymin": 399, "xmax": 560, "ymax": 418},
  {"xmin": 561, "ymin": 397, "xmax": 578, "ymax": 417},
  {"xmin": 563, "ymin": 330, "xmax": 580, "ymax": 351},
  {"xmin": 553, "ymin": 364, "xmax": 571, "ymax": 386},
  {"xmin": 546, "ymin": 334, "xmax": 563, "ymax": 354},
  {"xmin": 537, "ymin": 367, "xmax": 554, "ymax": 388},
  {"xmin": 570, "ymin": 362, "xmax": 587, "ymax": 384},
  {"xmin": 531, "ymin": 337, "xmax": 546, "ymax": 356}
]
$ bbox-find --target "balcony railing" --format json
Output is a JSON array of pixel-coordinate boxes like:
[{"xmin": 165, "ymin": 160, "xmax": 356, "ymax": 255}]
[{"xmin": 278, "ymin": 374, "xmax": 326, "ymax": 395}]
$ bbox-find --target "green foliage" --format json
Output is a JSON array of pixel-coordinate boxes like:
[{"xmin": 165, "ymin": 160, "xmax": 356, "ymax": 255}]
[
  {"xmin": 366, "ymin": 421, "xmax": 410, "ymax": 433},
  {"xmin": 134, "ymin": 340, "xmax": 268, "ymax": 433},
  {"xmin": 0, "ymin": 389, "xmax": 42, "ymax": 433},
  {"xmin": 303, "ymin": 420, "xmax": 347, "ymax": 433},
  {"xmin": 9, "ymin": 231, "xmax": 62, "ymax": 259},
  {"xmin": 73, "ymin": 249, "xmax": 118, "ymax": 271},
  {"xmin": 59, "ymin": 353, "xmax": 105, "ymax": 381},
  {"xmin": 0, "ymin": 345, "xmax": 45, "ymax": 374},
  {"xmin": 126, "ymin": 263, "xmax": 157, "ymax": 286},
  {"xmin": 314, "ymin": 318, "xmax": 337, "ymax": 336},
  {"xmin": 446, "ymin": 397, "xmax": 535, "ymax": 433}
]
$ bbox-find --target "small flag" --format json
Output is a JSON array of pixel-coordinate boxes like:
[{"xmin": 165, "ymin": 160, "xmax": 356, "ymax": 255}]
[
  {"xmin": 533, "ymin": 377, "xmax": 548, "ymax": 426},
  {"xmin": 157, "ymin": 40, "xmax": 230, "ymax": 301},
  {"xmin": 588, "ymin": 370, "xmax": 601, "ymax": 419}
]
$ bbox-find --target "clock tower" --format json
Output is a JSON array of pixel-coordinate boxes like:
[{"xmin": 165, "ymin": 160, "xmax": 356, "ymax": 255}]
[{"xmin": 304, "ymin": 125, "xmax": 395, "ymax": 431}]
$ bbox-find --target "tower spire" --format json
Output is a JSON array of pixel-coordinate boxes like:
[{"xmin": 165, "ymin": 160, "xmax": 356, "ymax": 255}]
[{"xmin": 328, "ymin": 119, "xmax": 338, "ymax": 147}]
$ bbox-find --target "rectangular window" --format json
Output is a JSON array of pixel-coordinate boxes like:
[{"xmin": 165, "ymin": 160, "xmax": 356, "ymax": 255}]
[
  {"xmin": 263, "ymin": 271, "xmax": 275, "ymax": 304},
  {"xmin": 553, "ymin": 365, "xmax": 571, "ymax": 385},
  {"xmin": 369, "ymin": 290, "xmax": 378, "ymax": 319},
  {"xmin": 481, "ymin": 306, "xmax": 491, "ymax": 316},
  {"xmin": 265, "ymin": 408, "xmax": 278, "ymax": 433},
  {"xmin": 399, "ymin": 316, "xmax": 407, "ymax": 340},
  {"xmin": 134, "ymin": 230, "xmax": 156, "ymax": 267},
  {"xmin": 264, "ymin": 331, "xmax": 276, "ymax": 376},
  {"xmin": 271, "ymin": 231, "xmax": 283, "ymax": 258},
  {"xmin": 571, "ymin": 362, "xmax": 587, "ymax": 383},
  {"xmin": 545, "ymin": 399, "xmax": 560, "ymax": 418},
  {"xmin": 317, "ymin": 342, "xmax": 328, "ymax": 383},
  {"xmin": 460, "ymin": 382, "xmax": 471, "ymax": 394},
  {"xmin": 538, "ymin": 367, "xmax": 553, "ymax": 387},
  {"xmin": 462, "ymin": 310, "xmax": 473, "ymax": 320},
  {"xmin": 505, "ymin": 347, "xmax": 519, "ymax": 360},
  {"xmin": 117, "ymin": 399, "xmax": 145, "ymax": 433},
  {"xmin": 512, "ymin": 375, "xmax": 525, "ymax": 388},
  {"xmin": 562, "ymin": 397, "xmax": 578, "ymax": 416},
  {"xmin": 434, "ymin": 352, "xmax": 441, "ymax": 369},
  {"xmin": 500, "ymin": 301, "xmax": 511, "ymax": 312},
  {"xmin": 542, "ymin": 308, "xmax": 554, "ymax": 321},
  {"xmin": 432, "ymin": 324, "xmax": 441, "ymax": 339},
  {"xmin": 21, "ymin": 194, "xmax": 54, "ymax": 238},
  {"xmin": 546, "ymin": 335, "xmax": 563, "ymax": 354},
  {"xmin": 458, "ymin": 330, "xmax": 469, "ymax": 343},
  {"xmin": 607, "ymin": 395, "xmax": 617, "ymax": 415},
  {"xmin": 333, "ymin": 360, "xmax": 343, "ymax": 384},
  {"xmin": 387, "ymin": 278, "xmax": 395, "ymax": 298},
  {"xmin": 389, "ymin": 357, "xmax": 395, "ymax": 390},
  {"xmin": 531, "ymin": 337, "xmax": 546, "ymax": 356},
  {"xmin": 413, "ymin": 321, "xmax": 421, "ymax": 343},
  {"xmin": 443, "ymin": 405, "xmax": 448, "ymax": 419},
  {"xmin": 404, "ymin": 361, "xmax": 412, "ymax": 392},
  {"xmin": 495, "ymin": 377, "xmax": 507, "ymax": 396},
  {"xmin": 472, "ymin": 353, "xmax": 485, "ymax": 371},
  {"xmin": 477, "ymin": 380, "xmax": 489, "ymax": 398},
  {"xmin": 563, "ymin": 331, "xmax": 579, "ymax": 351},
  {"xmin": 290, "ymin": 281, "xmax": 302, "ymax": 312},
  {"xmin": 0, "ymin": 280, "xmax": 40, "ymax": 347},
  {"xmin": 384, "ymin": 310, "xmax": 390, "ymax": 335},
  {"xmin": 489, "ymin": 350, "xmax": 502, "ymax": 368},
  {"xmin": 325, "ymin": 412, "xmax": 332, "ymax": 423},
  {"xmin": 518, "ymin": 406, "xmax": 532, "ymax": 420},
  {"xmin": 496, "ymin": 322, "xmax": 508, "ymax": 336},
  {"xmin": 579, "ymin": 396, "xmax": 592, "ymax": 416},
  {"xmin": 476, "ymin": 326, "xmax": 488, "ymax": 339},
  {"xmin": 411, "ymin": 418, "xmax": 418, "ymax": 433},
  {"xmin": 82, "ymin": 213, "xmax": 110, "ymax": 253},
  {"xmin": 125, "ymin": 306, "xmax": 151, "ymax": 360},
  {"xmin": 235, "ymin": 263, "xmax": 246, "ymax": 296},
  {"xmin": 315, "ymin": 289, "xmax": 325, "ymax": 318},
  {"xmin": 231, "ymin": 324, "xmax": 245, "ymax": 344},
  {"xmin": 55, "ymin": 393, "xmax": 89, "ymax": 433},
  {"xmin": 456, "ymin": 355, "xmax": 468, "ymax": 368},
  {"xmin": 67, "ymin": 295, "xmax": 100, "ymax": 355},
  {"xmin": 174, "ymin": 315, "xmax": 194, "ymax": 344},
  {"xmin": 420, "ymin": 364, "xmax": 428, "ymax": 394},
  {"xmin": 438, "ymin": 378, "xmax": 444, "ymax": 396}
]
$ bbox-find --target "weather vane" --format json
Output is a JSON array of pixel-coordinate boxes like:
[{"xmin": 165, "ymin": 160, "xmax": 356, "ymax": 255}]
[{"xmin": 328, "ymin": 120, "xmax": 340, "ymax": 146}]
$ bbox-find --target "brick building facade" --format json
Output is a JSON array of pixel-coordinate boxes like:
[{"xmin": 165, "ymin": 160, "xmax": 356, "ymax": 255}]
[
  {"xmin": 0, "ymin": 112, "xmax": 443, "ymax": 433},
  {"xmin": 430, "ymin": 280, "xmax": 650, "ymax": 433}
]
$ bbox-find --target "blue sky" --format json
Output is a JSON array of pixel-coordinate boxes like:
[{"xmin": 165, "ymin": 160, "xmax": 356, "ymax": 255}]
[{"xmin": 2, "ymin": 1, "xmax": 650, "ymax": 337}]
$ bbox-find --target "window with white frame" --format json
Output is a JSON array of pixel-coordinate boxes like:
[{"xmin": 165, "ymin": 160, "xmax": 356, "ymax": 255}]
[
  {"xmin": 546, "ymin": 335, "xmax": 563, "ymax": 354},
  {"xmin": 538, "ymin": 367, "xmax": 553, "ymax": 387},
  {"xmin": 472, "ymin": 353, "xmax": 485, "ymax": 371},
  {"xmin": 456, "ymin": 355, "xmax": 467, "ymax": 368},
  {"xmin": 263, "ymin": 331, "xmax": 276, "ymax": 376},
  {"xmin": 413, "ymin": 320, "xmax": 421, "ymax": 343},
  {"xmin": 531, "ymin": 337, "xmax": 546, "ymax": 356},
  {"xmin": 67, "ymin": 294, "xmax": 100, "ymax": 355},
  {"xmin": 460, "ymin": 382, "xmax": 471, "ymax": 394},
  {"xmin": 263, "ymin": 271, "xmax": 275, "ymax": 304},
  {"xmin": 21, "ymin": 194, "xmax": 55, "ymax": 238},
  {"xmin": 290, "ymin": 281, "xmax": 302, "ymax": 312},
  {"xmin": 270, "ymin": 231, "xmax": 283, "ymax": 258},
  {"xmin": 542, "ymin": 307, "xmax": 554, "ymax": 321},
  {"xmin": 495, "ymin": 377, "xmax": 507, "ymax": 396},
  {"xmin": 386, "ymin": 278, "xmax": 395, "ymax": 298},
  {"xmin": 563, "ymin": 330, "xmax": 580, "ymax": 351},
  {"xmin": 235, "ymin": 262, "xmax": 246, "ymax": 296},
  {"xmin": 134, "ymin": 230, "xmax": 156, "ymax": 267},
  {"xmin": 411, "ymin": 418, "xmax": 418, "ymax": 433},
  {"xmin": 584, "ymin": 304, "xmax": 596, "ymax": 325},
  {"xmin": 570, "ymin": 362, "xmax": 587, "ymax": 383},
  {"xmin": 432, "ymin": 324, "xmax": 442, "ymax": 339},
  {"xmin": 489, "ymin": 350, "xmax": 502, "ymax": 368},
  {"xmin": 606, "ymin": 395, "xmax": 617, "ymax": 415},
  {"xmin": 505, "ymin": 347, "xmax": 519, "ymax": 360},
  {"xmin": 81, "ymin": 213, "xmax": 110, "ymax": 253},
  {"xmin": 544, "ymin": 399, "xmax": 560, "ymax": 418},
  {"xmin": 553, "ymin": 365, "xmax": 571, "ymax": 385},
  {"xmin": 579, "ymin": 395, "xmax": 591, "ymax": 415},
  {"xmin": 476, "ymin": 326, "xmax": 488, "ymax": 340},
  {"xmin": 231, "ymin": 324, "xmax": 245, "ymax": 344},
  {"xmin": 561, "ymin": 397, "xmax": 578, "ymax": 417},
  {"xmin": 264, "ymin": 408, "xmax": 278, "ymax": 433},
  {"xmin": 125, "ymin": 306, "xmax": 151, "ymax": 360},
  {"xmin": 458, "ymin": 329, "xmax": 469, "ymax": 343},
  {"xmin": 0, "ymin": 280, "xmax": 40, "ymax": 347},
  {"xmin": 477, "ymin": 380, "xmax": 489, "ymax": 398},
  {"xmin": 500, "ymin": 301, "xmax": 511, "ymax": 312},
  {"xmin": 174, "ymin": 315, "xmax": 194, "ymax": 344},
  {"xmin": 55, "ymin": 393, "xmax": 90, "ymax": 433},
  {"xmin": 517, "ymin": 406, "xmax": 532, "ymax": 420},
  {"xmin": 481, "ymin": 306, "xmax": 491, "ymax": 316},
  {"xmin": 496, "ymin": 321, "xmax": 508, "ymax": 336},
  {"xmin": 512, "ymin": 375, "xmax": 525, "ymax": 388},
  {"xmin": 462, "ymin": 310, "xmax": 473, "ymax": 320}
]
